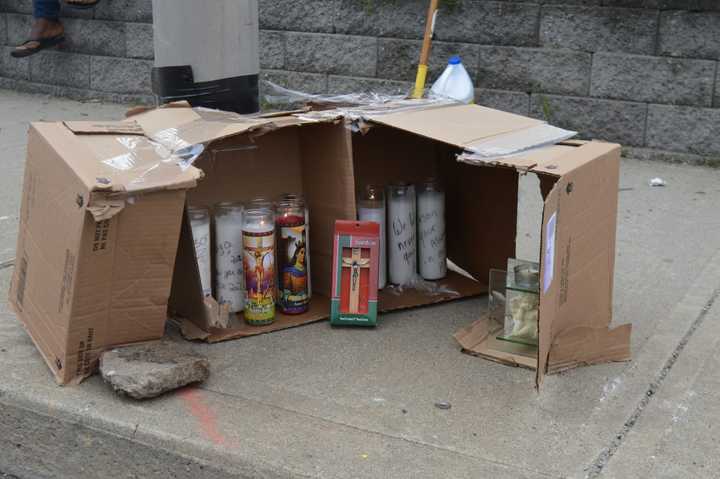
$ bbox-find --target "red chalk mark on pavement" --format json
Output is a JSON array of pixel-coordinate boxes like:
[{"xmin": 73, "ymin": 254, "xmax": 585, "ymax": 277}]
[{"xmin": 178, "ymin": 387, "xmax": 228, "ymax": 446}]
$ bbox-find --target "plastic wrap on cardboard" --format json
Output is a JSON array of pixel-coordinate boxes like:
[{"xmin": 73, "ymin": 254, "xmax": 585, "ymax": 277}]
[
  {"xmin": 459, "ymin": 124, "xmax": 577, "ymax": 164},
  {"xmin": 385, "ymin": 275, "xmax": 461, "ymax": 298},
  {"xmin": 262, "ymin": 81, "xmax": 456, "ymax": 126}
]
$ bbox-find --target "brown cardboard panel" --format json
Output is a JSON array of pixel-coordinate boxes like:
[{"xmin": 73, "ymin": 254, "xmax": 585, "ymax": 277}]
[
  {"xmin": 352, "ymin": 126, "xmax": 440, "ymax": 187},
  {"xmin": 186, "ymin": 127, "xmax": 303, "ymax": 207},
  {"xmin": 454, "ymin": 318, "xmax": 537, "ymax": 370},
  {"xmin": 442, "ymin": 160, "xmax": 518, "ymax": 283},
  {"xmin": 378, "ymin": 271, "xmax": 485, "ymax": 312},
  {"xmin": 368, "ymin": 104, "xmax": 543, "ymax": 148},
  {"xmin": 196, "ymin": 294, "xmax": 332, "ymax": 342},
  {"xmin": 547, "ymin": 324, "xmax": 632, "ymax": 373},
  {"xmin": 63, "ymin": 121, "xmax": 145, "ymax": 136}
]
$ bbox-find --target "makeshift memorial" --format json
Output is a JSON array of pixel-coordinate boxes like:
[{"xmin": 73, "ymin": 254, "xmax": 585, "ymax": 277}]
[
  {"xmin": 276, "ymin": 199, "xmax": 310, "ymax": 314},
  {"xmin": 387, "ymin": 182, "xmax": 417, "ymax": 286},
  {"xmin": 242, "ymin": 208, "xmax": 276, "ymax": 325},
  {"xmin": 357, "ymin": 185, "xmax": 387, "ymax": 289},
  {"xmin": 188, "ymin": 206, "xmax": 212, "ymax": 297},
  {"xmin": 417, "ymin": 179, "xmax": 446, "ymax": 280},
  {"xmin": 214, "ymin": 202, "xmax": 245, "ymax": 313}
]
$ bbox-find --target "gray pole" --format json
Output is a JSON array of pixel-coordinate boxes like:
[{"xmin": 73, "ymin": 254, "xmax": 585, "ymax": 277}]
[{"xmin": 151, "ymin": 0, "xmax": 260, "ymax": 113}]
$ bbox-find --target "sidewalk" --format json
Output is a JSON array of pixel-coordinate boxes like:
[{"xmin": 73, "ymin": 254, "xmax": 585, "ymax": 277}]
[{"xmin": 1, "ymin": 89, "xmax": 719, "ymax": 479}]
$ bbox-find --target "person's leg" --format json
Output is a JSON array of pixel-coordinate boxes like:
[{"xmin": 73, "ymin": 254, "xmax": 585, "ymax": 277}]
[
  {"xmin": 10, "ymin": 0, "xmax": 64, "ymax": 58},
  {"xmin": 34, "ymin": 0, "xmax": 62, "ymax": 20}
]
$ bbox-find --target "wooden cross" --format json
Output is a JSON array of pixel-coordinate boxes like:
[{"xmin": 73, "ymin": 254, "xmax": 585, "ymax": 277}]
[{"xmin": 341, "ymin": 248, "xmax": 370, "ymax": 314}]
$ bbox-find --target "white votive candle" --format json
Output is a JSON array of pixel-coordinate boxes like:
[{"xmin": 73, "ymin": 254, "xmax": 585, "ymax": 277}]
[
  {"xmin": 188, "ymin": 206, "xmax": 212, "ymax": 297},
  {"xmin": 387, "ymin": 182, "xmax": 417, "ymax": 285},
  {"xmin": 214, "ymin": 202, "xmax": 245, "ymax": 313},
  {"xmin": 358, "ymin": 185, "xmax": 387, "ymax": 289},
  {"xmin": 418, "ymin": 180, "xmax": 447, "ymax": 280}
]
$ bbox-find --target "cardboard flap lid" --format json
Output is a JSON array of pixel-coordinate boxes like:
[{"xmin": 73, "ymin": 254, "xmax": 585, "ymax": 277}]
[
  {"xmin": 366, "ymin": 104, "xmax": 544, "ymax": 149},
  {"xmin": 64, "ymin": 120, "xmax": 146, "ymax": 135}
]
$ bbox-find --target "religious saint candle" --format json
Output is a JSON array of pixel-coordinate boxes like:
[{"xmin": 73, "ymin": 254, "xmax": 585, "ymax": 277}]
[
  {"xmin": 387, "ymin": 182, "xmax": 417, "ymax": 285},
  {"xmin": 214, "ymin": 202, "xmax": 245, "ymax": 313},
  {"xmin": 242, "ymin": 208, "xmax": 276, "ymax": 325},
  {"xmin": 279, "ymin": 193, "xmax": 312, "ymax": 299},
  {"xmin": 417, "ymin": 179, "xmax": 447, "ymax": 280},
  {"xmin": 358, "ymin": 185, "xmax": 387, "ymax": 289},
  {"xmin": 188, "ymin": 206, "xmax": 212, "ymax": 297},
  {"xmin": 275, "ymin": 199, "xmax": 310, "ymax": 314}
]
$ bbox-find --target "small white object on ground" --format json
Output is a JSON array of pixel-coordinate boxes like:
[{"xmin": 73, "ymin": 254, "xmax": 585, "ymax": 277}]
[{"xmin": 649, "ymin": 178, "xmax": 667, "ymax": 187}]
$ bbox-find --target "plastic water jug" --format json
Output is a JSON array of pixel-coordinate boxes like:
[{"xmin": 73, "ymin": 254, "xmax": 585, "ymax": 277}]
[{"xmin": 430, "ymin": 56, "xmax": 474, "ymax": 104}]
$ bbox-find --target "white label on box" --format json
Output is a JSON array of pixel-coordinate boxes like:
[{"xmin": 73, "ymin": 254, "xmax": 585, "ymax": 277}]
[{"xmin": 543, "ymin": 212, "xmax": 557, "ymax": 294}]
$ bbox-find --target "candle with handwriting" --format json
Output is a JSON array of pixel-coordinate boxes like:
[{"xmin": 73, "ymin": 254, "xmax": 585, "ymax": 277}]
[
  {"xmin": 188, "ymin": 206, "xmax": 212, "ymax": 297},
  {"xmin": 418, "ymin": 180, "xmax": 447, "ymax": 280},
  {"xmin": 387, "ymin": 182, "xmax": 417, "ymax": 285},
  {"xmin": 214, "ymin": 202, "xmax": 245, "ymax": 313},
  {"xmin": 358, "ymin": 185, "xmax": 387, "ymax": 289}
]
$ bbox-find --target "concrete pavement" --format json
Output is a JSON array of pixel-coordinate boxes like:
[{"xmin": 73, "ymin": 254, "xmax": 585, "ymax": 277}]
[{"xmin": 0, "ymin": 89, "xmax": 719, "ymax": 479}]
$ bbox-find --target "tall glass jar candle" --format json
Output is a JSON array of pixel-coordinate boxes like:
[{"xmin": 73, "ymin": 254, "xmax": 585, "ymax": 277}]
[
  {"xmin": 358, "ymin": 185, "xmax": 387, "ymax": 289},
  {"xmin": 276, "ymin": 199, "xmax": 310, "ymax": 314},
  {"xmin": 387, "ymin": 182, "xmax": 417, "ymax": 285},
  {"xmin": 417, "ymin": 179, "xmax": 447, "ymax": 280},
  {"xmin": 242, "ymin": 208, "xmax": 276, "ymax": 325},
  {"xmin": 214, "ymin": 202, "xmax": 245, "ymax": 314},
  {"xmin": 279, "ymin": 193, "xmax": 312, "ymax": 299},
  {"xmin": 188, "ymin": 206, "xmax": 212, "ymax": 297}
]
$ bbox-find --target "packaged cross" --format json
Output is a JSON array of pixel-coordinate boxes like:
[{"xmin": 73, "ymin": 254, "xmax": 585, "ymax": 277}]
[{"xmin": 330, "ymin": 221, "xmax": 381, "ymax": 327}]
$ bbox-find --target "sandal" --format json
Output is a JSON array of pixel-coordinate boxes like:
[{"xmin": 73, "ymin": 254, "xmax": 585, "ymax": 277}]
[
  {"xmin": 10, "ymin": 35, "xmax": 65, "ymax": 58},
  {"xmin": 65, "ymin": 0, "xmax": 101, "ymax": 9}
]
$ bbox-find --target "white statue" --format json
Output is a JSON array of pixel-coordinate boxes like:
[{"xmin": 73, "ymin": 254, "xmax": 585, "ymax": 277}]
[{"xmin": 508, "ymin": 293, "xmax": 539, "ymax": 342}]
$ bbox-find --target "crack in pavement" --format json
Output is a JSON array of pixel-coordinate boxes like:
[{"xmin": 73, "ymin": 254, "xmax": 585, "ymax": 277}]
[{"xmin": 585, "ymin": 285, "xmax": 720, "ymax": 479}]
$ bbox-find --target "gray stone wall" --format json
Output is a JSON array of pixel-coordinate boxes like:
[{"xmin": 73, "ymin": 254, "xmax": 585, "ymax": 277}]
[{"xmin": 1, "ymin": 0, "xmax": 719, "ymax": 163}]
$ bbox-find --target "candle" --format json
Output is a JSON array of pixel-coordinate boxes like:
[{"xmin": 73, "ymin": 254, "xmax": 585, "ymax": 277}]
[
  {"xmin": 358, "ymin": 185, "xmax": 387, "ymax": 289},
  {"xmin": 188, "ymin": 206, "xmax": 212, "ymax": 297},
  {"xmin": 242, "ymin": 208, "xmax": 276, "ymax": 325},
  {"xmin": 417, "ymin": 180, "xmax": 447, "ymax": 280},
  {"xmin": 279, "ymin": 193, "xmax": 312, "ymax": 299},
  {"xmin": 387, "ymin": 182, "xmax": 417, "ymax": 285},
  {"xmin": 276, "ymin": 199, "xmax": 310, "ymax": 314},
  {"xmin": 214, "ymin": 202, "xmax": 245, "ymax": 314}
]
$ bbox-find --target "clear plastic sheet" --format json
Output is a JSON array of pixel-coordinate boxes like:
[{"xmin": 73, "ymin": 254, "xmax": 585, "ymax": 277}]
[
  {"xmin": 384, "ymin": 275, "xmax": 461, "ymax": 298},
  {"xmin": 262, "ymin": 80, "xmax": 458, "ymax": 124}
]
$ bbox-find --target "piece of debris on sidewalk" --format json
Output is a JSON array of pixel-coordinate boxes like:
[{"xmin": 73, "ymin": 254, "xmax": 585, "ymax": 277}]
[
  {"xmin": 434, "ymin": 401, "xmax": 452, "ymax": 410},
  {"xmin": 649, "ymin": 177, "xmax": 667, "ymax": 187},
  {"xmin": 100, "ymin": 340, "xmax": 210, "ymax": 400}
]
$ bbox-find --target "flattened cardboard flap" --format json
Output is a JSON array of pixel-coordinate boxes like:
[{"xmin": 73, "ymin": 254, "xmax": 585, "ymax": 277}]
[
  {"xmin": 367, "ymin": 104, "xmax": 543, "ymax": 149},
  {"xmin": 64, "ymin": 121, "xmax": 145, "ymax": 136}
]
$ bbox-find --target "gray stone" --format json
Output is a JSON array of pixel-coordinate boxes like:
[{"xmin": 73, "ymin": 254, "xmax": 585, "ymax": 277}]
[
  {"xmin": 0, "ymin": 76, "xmax": 154, "ymax": 104},
  {"xmin": 591, "ymin": 52, "xmax": 716, "ymax": 107},
  {"xmin": 0, "ymin": 0, "xmax": 32, "ymax": 14},
  {"xmin": 285, "ymin": 32, "xmax": 377, "ymax": 77},
  {"xmin": 100, "ymin": 340, "xmax": 210, "ymax": 400},
  {"xmin": 655, "ymin": 0, "xmax": 720, "ymax": 10},
  {"xmin": 659, "ymin": 11, "xmax": 720, "ymax": 60},
  {"xmin": 259, "ymin": 0, "xmax": 337, "ymax": 33},
  {"xmin": 261, "ymin": 69, "xmax": 328, "ymax": 96},
  {"xmin": 5, "ymin": 13, "xmax": 30, "ymax": 46},
  {"xmin": 94, "ymin": 0, "xmax": 152, "ymax": 23},
  {"xmin": 327, "ymin": 75, "xmax": 413, "ymax": 96},
  {"xmin": 434, "ymin": 1, "xmax": 540, "ymax": 46},
  {"xmin": 126, "ymin": 22, "xmax": 154, "ymax": 59},
  {"xmin": 0, "ymin": 13, "xmax": 6, "ymax": 45},
  {"xmin": 30, "ymin": 50, "xmax": 90, "ymax": 88},
  {"xmin": 475, "ymin": 88, "xmax": 530, "ymax": 116},
  {"xmin": 59, "ymin": 18, "xmax": 127, "ymax": 57},
  {"xmin": 530, "ymin": 93, "xmax": 648, "ymax": 146},
  {"xmin": 259, "ymin": 30, "xmax": 285, "ymax": 70},
  {"xmin": 377, "ymin": 38, "xmax": 480, "ymax": 83},
  {"xmin": 90, "ymin": 56, "xmax": 152, "ymax": 93},
  {"xmin": 540, "ymin": 6, "xmax": 658, "ymax": 54},
  {"xmin": 646, "ymin": 104, "xmax": 720, "ymax": 156},
  {"xmin": 334, "ymin": 0, "xmax": 426, "ymax": 40},
  {"xmin": 0, "ymin": 46, "xmax": 30, "ymax": 80},
  {"xmin": 476, "ymin": 46, "xmax": 591, "ymax": 96}
]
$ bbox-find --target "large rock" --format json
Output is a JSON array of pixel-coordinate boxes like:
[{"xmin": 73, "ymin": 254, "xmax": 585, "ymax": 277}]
[{"xmin": 100, "ymin": 340, "xmax": 210, "ymax": 400}]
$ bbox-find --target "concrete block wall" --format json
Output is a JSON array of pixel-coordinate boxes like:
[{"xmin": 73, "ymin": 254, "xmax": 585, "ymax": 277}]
[{"xmin": 1, "ymin": 0, "xmax": 719, "ymax": 163}]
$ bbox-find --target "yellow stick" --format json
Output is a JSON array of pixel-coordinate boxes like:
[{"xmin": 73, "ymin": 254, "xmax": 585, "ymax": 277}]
[{"xmin": 412, "ymin": 0, "xmax": 440, "ymax": 99}]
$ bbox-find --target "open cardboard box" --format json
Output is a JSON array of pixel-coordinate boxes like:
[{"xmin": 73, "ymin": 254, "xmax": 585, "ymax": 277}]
[{"xmin": 10, "ymin": 102, "xmax": 631, "ymax": 385}]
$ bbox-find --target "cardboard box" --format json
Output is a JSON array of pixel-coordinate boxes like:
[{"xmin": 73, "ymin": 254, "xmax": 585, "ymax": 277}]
[
  {"xmin": 9, "ymin": 120, "xmax": 201, "ymax": 384},
  {"xmin": 12, "ymin": 103, "xmax": 630, "ymax": 385}
]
